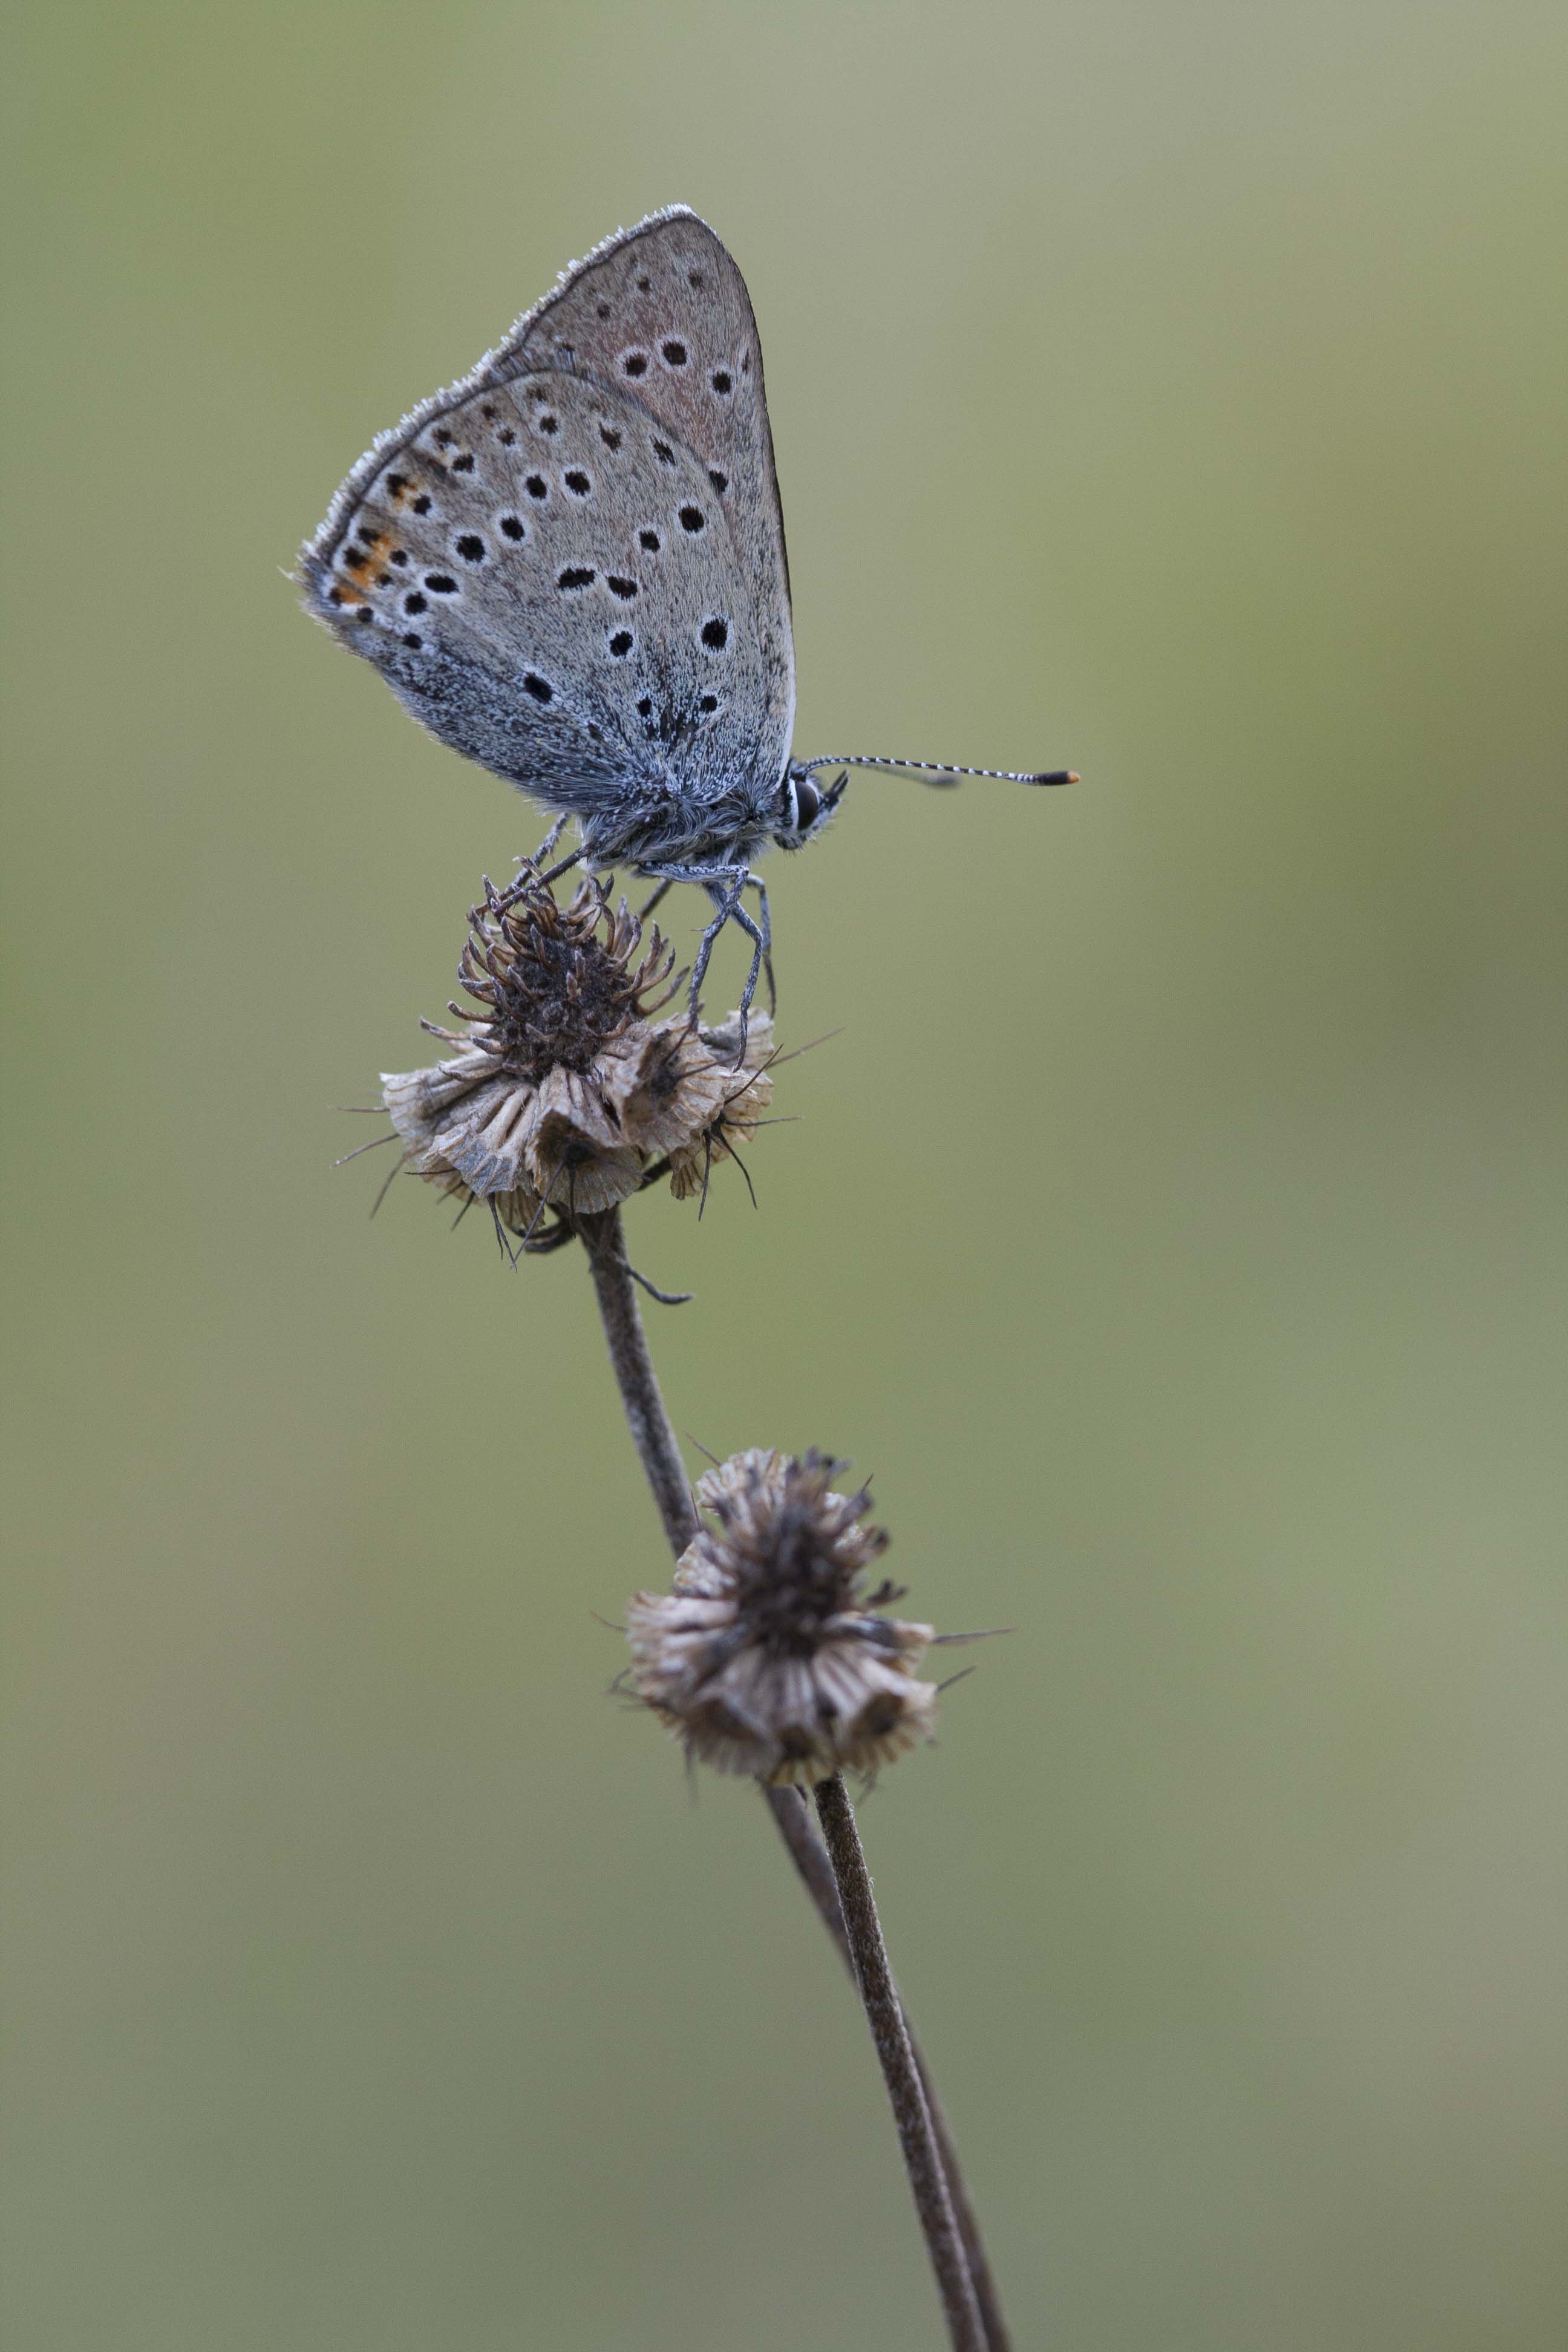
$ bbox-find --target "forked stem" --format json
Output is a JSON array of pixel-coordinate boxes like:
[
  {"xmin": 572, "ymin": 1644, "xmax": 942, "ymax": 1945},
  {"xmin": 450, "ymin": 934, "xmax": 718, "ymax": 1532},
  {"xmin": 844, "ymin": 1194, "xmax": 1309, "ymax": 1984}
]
[{"xmin": 579, "ymin": 1204, "xmax": 1008, "ymax": 2351}]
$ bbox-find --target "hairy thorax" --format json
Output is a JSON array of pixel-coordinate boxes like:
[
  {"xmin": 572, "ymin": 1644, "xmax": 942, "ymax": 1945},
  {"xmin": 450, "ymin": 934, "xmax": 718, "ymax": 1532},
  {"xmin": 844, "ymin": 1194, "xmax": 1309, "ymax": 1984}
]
[{"xmin": 583, "ymin": 780, "xmax": 777, "ymax": 877}]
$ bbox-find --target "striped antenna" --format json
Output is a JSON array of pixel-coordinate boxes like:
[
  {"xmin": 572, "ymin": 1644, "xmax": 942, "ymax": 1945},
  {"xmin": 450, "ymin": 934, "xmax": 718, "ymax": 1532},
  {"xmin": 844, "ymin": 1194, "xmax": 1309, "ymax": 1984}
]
[{"xmin": 798, "ymin": 754, "xmax": 1077, "ymax": 788}]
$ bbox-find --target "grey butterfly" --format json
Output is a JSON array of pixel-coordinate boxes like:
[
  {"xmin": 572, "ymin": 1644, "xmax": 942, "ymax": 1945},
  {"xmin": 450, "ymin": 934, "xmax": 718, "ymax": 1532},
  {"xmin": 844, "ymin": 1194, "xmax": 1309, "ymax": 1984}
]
[{"xmin": 299, "ymin": 205, "xmax": 1073, "ymax": 1022}]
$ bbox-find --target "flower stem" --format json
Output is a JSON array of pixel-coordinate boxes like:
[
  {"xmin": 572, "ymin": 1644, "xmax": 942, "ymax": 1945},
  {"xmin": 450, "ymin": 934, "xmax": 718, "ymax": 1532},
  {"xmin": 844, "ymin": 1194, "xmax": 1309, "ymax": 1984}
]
[
  {"xmin": 761, "ymin": 1785, "xmax": 1011, "ymax": 2351},
  {"xmin": 581, "ymin": 1207, "xmax": 698, "ymax": 1553},
  {"xmin": 812, "ymin": 1773, "xmax": 987, "ymax": 2352},
  {"xmin": 580, "ymin": 1203, "xmax": 1008, "ymax": 2350}
]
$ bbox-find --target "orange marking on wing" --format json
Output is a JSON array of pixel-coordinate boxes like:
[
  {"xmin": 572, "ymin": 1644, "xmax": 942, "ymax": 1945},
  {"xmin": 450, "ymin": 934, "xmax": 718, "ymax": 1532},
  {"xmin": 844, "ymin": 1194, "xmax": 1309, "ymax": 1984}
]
[{"xmin": 337, "ymin": 528, "xmax": 396, "ymax": 602}]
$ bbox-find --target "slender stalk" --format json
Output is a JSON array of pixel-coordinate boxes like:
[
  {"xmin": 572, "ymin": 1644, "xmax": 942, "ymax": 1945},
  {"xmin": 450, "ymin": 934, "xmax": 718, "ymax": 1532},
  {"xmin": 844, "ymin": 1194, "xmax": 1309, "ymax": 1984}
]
[
  {"xmin": 580, "ymin": 1204, "xmax": 1008, "ymax": 2350},
  {"xmin": 812, "ymin": 1774, "xmax": 986, "ymax": 2352},
  {"xmin": 763, "ymin": 1786, "xmax": 1011, "ymax": 2352},
  {"xmin": 581, "ymin": 1207, "xmax": 698, "ymax": 1554}
]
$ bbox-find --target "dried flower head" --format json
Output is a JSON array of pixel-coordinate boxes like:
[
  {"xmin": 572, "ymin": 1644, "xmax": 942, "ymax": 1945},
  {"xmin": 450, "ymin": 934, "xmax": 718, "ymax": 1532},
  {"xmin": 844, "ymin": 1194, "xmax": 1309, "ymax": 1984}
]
[
  {"xmin": 455, "ymin": 871, "xmax": 672, "ymax": 1081},
  {"xmin": 626, "ymin": 1449, "xmax": 939, "ymax": 1784},
  {"xmin": 377, "ymin": 867, "xmax": 778, "ymax": 1236},
  {"xmin": 666, "ymin": 1016, "xmax": 776, "ymax": 1203}
]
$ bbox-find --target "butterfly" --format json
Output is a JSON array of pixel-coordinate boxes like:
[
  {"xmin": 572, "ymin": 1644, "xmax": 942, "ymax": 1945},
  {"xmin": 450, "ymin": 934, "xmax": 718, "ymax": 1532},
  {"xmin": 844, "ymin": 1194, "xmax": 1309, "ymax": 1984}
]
[{"xmin": 299, "ymin": 205, "xmax": 1073, "ymax": 1025}]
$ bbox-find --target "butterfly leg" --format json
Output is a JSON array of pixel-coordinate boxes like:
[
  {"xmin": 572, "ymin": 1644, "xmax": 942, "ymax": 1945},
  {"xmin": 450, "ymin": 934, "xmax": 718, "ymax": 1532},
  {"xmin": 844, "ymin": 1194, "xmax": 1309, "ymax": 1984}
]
[
  {"xmin": 745, "ymin": 875, "xmax": 776, "ymax": 1015},
  {"xmin": 705, "ymin": 877, "xmax": 768, "ymax": 1060},
  {"xmin": 491, "ymin": 841, "xmax": 581, "ymax": 915},
  {"xmin": 687, "ymin": 870, "xmax": 750, "ymax": 1025},
  {"xmin": 638, "ymin": 877, "xmax": 674, "ymax": 924},
  {"xmin": 529, "ymin": 815, "xmax": 569, "ymax": 868},
  {"xmin": 645, "ymin": 863, "xmax": 759, "ymax": 1040}
]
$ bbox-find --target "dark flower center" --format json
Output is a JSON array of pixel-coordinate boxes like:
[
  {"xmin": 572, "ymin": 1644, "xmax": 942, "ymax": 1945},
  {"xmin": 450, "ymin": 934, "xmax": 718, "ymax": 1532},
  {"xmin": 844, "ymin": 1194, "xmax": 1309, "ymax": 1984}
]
[
  {"xmin": 456, "ymin": 878, "xmax": 673, "ymax": 1082},
  {"xmin": 490, "ymin": 927, "xmax": 639, "ymax": 1079},
  {"xmin": 728, "ymin": 1492, "xmax": 884, "ymax": 1659}
]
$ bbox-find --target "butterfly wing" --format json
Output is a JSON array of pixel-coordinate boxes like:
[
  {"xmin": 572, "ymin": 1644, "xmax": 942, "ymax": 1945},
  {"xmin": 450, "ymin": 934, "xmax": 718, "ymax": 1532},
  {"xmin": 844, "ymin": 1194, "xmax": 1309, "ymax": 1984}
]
[
  {"xmin": 494, "ymin": 207, "xmax": 794, "ymax": 745},
  {"xmin": 299, "ymin": 209, "xmax": 794, "ymax": 854}
]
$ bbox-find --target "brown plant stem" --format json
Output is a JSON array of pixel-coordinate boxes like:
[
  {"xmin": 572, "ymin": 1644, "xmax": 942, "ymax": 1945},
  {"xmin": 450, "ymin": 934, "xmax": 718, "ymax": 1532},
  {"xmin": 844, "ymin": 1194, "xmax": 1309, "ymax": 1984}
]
[
  {"xmin": 581, "ymin": 1206, "xmax": 699, "ymax": 1554},
  {"xmin": 580, "ymin": 1203, "xmax": 1008, "ymax": 2351},
  {"xmin": 812, "ymin": 1773, "xmax": 986, "ymax": 2352},
  {"xmin": 762, "ymin": 1784, "xmax": 1011, "ymax": 2352}
]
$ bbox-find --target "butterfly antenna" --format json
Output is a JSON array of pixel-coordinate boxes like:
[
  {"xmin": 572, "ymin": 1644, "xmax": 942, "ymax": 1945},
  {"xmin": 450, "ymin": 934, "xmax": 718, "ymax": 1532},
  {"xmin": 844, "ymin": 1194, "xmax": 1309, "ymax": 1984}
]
[{"xmin": 799, "ymin": 754, "xmax": 1077, "ymax": 788}]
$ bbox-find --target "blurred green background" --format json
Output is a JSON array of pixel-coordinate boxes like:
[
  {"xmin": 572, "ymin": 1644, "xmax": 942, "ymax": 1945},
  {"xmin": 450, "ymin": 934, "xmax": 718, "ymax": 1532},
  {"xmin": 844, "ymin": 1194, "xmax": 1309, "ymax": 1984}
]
[{"xmin": 4, "ymin": 4, "xmax": 1566, "ymax": 2345}]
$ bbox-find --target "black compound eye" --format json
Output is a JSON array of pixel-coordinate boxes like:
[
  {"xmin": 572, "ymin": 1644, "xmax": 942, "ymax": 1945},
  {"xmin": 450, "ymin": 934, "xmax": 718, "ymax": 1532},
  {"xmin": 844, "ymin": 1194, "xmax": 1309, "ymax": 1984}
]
[{"xmin": 794, "ymin": 778, "xmax": 821, "ymax": 829}]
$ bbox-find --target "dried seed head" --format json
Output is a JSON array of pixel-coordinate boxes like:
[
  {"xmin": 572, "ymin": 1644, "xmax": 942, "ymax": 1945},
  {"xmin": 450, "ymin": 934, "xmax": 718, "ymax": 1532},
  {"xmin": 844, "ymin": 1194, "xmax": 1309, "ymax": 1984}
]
[
  {"xmin": 377, "ymin": 866, "xmax": 781, "ymax": 1232},
  {"xmin": 456, "ymin": 874, "xmax": 675, "ymax": 1080},
  {"xmin": 626, "ymin": 1449, "xmax": 939, "ymax": 1785},
  {"xmin": 667, "ymin": 1017, "xmax": 776, "ymax": 1201}
]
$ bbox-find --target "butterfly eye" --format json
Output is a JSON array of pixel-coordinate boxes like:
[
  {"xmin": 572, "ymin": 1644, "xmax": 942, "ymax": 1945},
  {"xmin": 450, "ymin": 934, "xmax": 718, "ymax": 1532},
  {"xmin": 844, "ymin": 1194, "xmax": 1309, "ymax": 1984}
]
[{"xmin": 776, "ymin": 773, "xmax": 820, "ymax": 844}]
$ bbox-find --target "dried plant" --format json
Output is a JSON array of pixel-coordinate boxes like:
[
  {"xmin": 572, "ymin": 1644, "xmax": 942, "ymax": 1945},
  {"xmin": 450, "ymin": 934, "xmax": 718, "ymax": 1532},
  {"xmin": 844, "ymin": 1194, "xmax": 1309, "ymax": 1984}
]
[
  {"xmin": 379, "ymin": 863, "xmax": 776, "ymax": 1245},
  {"xmin": 627, "ymin": 1448, "xmax": 939, "ymax": 1784},
  {"xmin": 351, "ymin": 863, "xmax": 1008, "ymax": 2352}
]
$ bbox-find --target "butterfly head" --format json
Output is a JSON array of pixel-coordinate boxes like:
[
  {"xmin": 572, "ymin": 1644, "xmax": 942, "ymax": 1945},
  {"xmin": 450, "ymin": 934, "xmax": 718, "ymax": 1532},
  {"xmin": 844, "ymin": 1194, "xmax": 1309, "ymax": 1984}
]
[{"xmin": 773, "ymin": 763, "xmax": 847, "ymax": 853}]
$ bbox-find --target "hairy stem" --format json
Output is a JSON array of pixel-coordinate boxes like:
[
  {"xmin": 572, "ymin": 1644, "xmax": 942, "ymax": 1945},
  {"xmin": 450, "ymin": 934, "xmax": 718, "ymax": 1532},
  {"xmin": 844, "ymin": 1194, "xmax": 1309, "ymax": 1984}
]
[
  {"xmin": 812, "ymin": 1774, "xmax": 986, "ymax": 2352},
  {"xmin": 581, "ymin": 1204, "xmax": 1008, "ymax": 2349}
]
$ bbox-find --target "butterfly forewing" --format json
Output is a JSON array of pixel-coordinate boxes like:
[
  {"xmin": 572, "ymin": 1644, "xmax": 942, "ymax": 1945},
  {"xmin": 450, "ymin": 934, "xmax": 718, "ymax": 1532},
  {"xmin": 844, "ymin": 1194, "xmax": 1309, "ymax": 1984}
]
[
  {"xmin": 300, "ymin": 208, "xmax": 794, "ymax": 849},
  {"xmin": 494, "ymin": 209, "xmax": 794, "ymax": 734}
]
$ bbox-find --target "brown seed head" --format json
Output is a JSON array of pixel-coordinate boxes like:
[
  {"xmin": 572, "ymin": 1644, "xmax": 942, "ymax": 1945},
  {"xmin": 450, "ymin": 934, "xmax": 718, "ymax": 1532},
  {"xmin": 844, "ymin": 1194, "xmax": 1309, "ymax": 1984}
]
[
  {"xmin": 626, "ymin": 1449, "xmax": 939, "ymax": 1784},
  {"xmin": 457, "ymin": 874, "xmax": 676, "ymax": 1080},
  {"xmin": 377, "ymin": 865, "xmax": 779, "ymax": 1232}
]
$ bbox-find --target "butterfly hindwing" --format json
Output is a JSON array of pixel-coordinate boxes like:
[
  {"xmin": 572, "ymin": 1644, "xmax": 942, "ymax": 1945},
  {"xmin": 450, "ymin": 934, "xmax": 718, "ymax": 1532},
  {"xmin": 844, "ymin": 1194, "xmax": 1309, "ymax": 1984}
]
[{"xmin": 302, "ymin": 367, "xmax": 768, "ymax": 826}]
